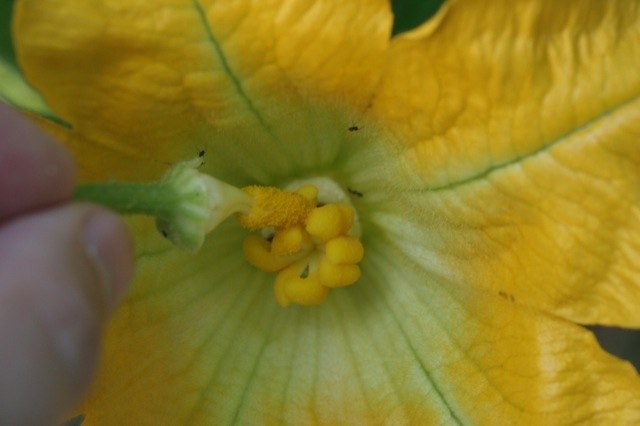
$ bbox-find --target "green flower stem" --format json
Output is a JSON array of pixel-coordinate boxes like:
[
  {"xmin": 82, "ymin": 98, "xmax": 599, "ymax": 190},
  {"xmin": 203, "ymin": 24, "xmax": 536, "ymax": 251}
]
[
  {"xmin": 73, "ymin": 181, "xmax": 180, "ymax": 218},
  {"xmin": 71, "ymin": 159, "xmax": 253, "ymax": 251}
]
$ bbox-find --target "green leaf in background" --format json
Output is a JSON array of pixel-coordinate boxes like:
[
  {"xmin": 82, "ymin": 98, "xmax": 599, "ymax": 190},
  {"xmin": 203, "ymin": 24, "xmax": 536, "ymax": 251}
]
[
  {"xmin": 391, "ymin": 0, "xmax": 445, "ymax": 35},
  {"xmin": 0, "ymin": 0, "xmax": 17, "ymax": 67},
  {"xmin": 0, "ymin": 0, "xmax": 68, "ymax": 125}
]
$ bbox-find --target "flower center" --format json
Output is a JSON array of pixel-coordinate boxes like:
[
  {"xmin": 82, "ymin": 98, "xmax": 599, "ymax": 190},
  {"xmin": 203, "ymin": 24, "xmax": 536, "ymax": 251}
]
[
  {"xmin": 236, "ymin": 179, "xmax": 363, "ymax": 307},
  {"xmin": 74, "ymin": 158, "xmax": 363, "ymax": 307}
]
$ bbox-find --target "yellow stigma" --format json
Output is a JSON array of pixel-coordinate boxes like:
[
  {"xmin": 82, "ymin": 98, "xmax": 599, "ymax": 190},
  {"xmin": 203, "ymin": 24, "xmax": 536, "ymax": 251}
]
[
  {"xmin": 237, "ymin": 184, "xmax": 363, "ymax": 307},
  {"xmin": 236, "ymin": 186, "xmax": 314, "ymax": 230}
]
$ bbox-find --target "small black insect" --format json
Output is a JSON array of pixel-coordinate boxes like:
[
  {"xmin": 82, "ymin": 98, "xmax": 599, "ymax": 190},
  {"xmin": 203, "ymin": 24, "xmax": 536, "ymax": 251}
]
[
  {"xmin": 299, "ymin": 264, "xmax": 310, "ymax": 279},
  {"xmin": 198, "ymin": 149, "xmax": 206, "ymax": 158},
  {"xmin": 498, "ymin": 290, "xmax": 515, "ymax": 302},
  {"xmin": 347, "ymin": 187, "xmax": 364, "ymax": 198},
  {"xmin": 348, "ymin": 125, "xmax": 360, "ymax": 132},
  {"xmin": 161, "ymin": 229, "xmax": 169, "ymax": 238}
]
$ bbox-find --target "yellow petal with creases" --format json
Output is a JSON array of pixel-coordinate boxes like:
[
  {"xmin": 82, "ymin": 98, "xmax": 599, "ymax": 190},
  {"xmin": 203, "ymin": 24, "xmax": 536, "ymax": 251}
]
[
  {"xmin": 363, "ymin": 241, "xmax": 640, "ymax": 423},
  {"xmin": 372, "ymin": 0, "xmax": 640, "ymax": 326},
  {"xmin": 12, "ymin": 0, "xmax": 640, "ymax": 422},
  {"xmin": 77, "ymin": 222, "xmax": 640, "ymax": 423},
  {"xmin": 13, "ymin": 0, "xmax": 391, "ymax": 181}
]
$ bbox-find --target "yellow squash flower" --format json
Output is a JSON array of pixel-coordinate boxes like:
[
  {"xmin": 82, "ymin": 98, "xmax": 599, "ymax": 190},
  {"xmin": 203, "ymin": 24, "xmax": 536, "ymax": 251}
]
[{"xmin": 9, "ymin": 0, "xmax": 640, "ymax": 423}]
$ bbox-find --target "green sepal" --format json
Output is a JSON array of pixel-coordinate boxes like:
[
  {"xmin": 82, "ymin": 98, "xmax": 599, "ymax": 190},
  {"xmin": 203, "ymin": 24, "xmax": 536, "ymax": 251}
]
[
  {"xmin": 74, "ymin": 159, "xmax": 252, "ymax": 252},
  {"xmin": 0, "ymin": 0, "xmax": 69, "ymax": 126}
]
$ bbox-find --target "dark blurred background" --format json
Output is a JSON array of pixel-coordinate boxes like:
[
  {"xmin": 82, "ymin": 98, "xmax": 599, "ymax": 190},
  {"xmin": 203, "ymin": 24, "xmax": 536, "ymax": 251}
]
[
  {"xmin": 591, "ymin": 326, "xmax": 640, "ymax": 369},
  {"xmin": 391, "ymin": 0, "xmax": 444, "ymax": 35}
]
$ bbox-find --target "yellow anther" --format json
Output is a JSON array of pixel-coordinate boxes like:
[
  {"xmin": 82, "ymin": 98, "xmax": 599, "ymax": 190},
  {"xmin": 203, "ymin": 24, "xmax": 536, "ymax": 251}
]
[
  {"xmin": 274, "ymin": 277, "xmax": 291, "ymax": 307},
  {"xmin": 296, "ymin": 184, "xmax": 318, "ymax": 203},
  {"xmin": 237, "ymin": 186, "xmax": 314, "ymax": 230},
  {"xmin": 271, "ymin": 226, "xmax": 311, "ymax": 256},
  {"xmin": 325, "ymin": 236, "xmax": 364, "ymax": 264},
  {"xmin": 236, "ymin": 181, "xmax": 363, "ymax": 307},
  {"xmin": 336, "ymin": 204, "xmax": 354, "ymax": 232},
  {"xmin": 305, "ymin": 204, "xmax": 354, "ymax": 242},
  {"xmin": 242, "ymin": 233, "xmax": 306, "ymax": 272},
  {"xmin": 275, "ymin": 263, "xmax": 328, "ymax": 307},
  {"xmin": 317, "ymin": 259, "xmax": 362, "ymax": 288}
]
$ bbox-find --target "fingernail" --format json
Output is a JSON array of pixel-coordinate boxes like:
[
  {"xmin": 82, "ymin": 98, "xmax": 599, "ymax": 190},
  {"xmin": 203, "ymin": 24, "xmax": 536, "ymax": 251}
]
[{"xmin": 83, "ymin": 209, "xmax": 134, "ymax": 312}]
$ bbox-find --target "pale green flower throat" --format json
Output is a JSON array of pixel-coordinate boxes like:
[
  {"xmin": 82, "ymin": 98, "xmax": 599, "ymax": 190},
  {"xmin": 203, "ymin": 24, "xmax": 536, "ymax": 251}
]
[{"xmin": 74, "ymin": 159, "xmax": 364, "ymax": 307}]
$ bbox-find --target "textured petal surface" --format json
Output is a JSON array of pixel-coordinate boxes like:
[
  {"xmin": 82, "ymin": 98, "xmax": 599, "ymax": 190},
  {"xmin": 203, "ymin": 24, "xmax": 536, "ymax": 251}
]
[
  {"xmin": 79, "ymin": 215, "xmax": 640, "ymax": 423},
  {"xmin": 371, "ymin": 0, "xmax": 640, "ymax": 326},
  {"xmin": 12, "ymin": 0, "xmax": 640, "ymax": 422},
  {"xmin": 13, "ymin": 0, "xmax": 391, "ymax": 181}
]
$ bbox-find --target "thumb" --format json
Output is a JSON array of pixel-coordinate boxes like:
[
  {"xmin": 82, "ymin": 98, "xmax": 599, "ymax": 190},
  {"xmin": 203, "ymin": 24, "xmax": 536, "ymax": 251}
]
[{"xmin": 0, "ymin": 204, "xmax": 133, "ymax": 425}]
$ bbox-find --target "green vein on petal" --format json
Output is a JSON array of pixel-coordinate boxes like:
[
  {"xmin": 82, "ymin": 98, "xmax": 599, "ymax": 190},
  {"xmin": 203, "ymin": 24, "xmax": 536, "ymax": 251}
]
[
  {"xmin": 365, "ymin": 233, "xmax": 640, "ymax": 423},
  {"xmin": 79, "ymin": 204, "xmax": 640, "ymax": 424}
]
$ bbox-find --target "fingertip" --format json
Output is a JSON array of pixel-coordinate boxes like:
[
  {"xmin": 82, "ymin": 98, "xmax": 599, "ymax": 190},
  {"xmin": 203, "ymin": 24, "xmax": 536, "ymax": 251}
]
[
  {"xmin": 0, "ymin": 204, "xmax": 134, "ymax": 424},
  {"xmin": 83, "ymin": 208, "xmax": 135, "ymax": 312}
]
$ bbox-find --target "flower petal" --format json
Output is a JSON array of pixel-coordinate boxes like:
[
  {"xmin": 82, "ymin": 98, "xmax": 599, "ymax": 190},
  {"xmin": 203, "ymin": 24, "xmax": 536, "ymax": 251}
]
[
  {"xmin": 81, "ymin": 218, "xmax": 448, "ymax": 423},
  {"xmin": 371, "ymin": 0, "xmax": 640, "ymax": 326},
  {"xmin": 79, "ymin": 220, "xmax": 640, "ymax": 423},
  {"xmin": 13, "ymin": 0, "xmax": 391, "ymax": 180},
  {"xmin": 362, "ymin": 239, "xmax": 640, "ymax": 423}
]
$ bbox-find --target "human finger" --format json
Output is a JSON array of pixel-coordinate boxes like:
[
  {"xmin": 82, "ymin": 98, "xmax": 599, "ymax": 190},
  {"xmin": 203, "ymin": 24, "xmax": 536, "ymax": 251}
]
[
  {"xmin": 0, "ymin": 103, "xmax": 75, "ymax": 221},
  {"xmin": 0, "ymin": 203, "xmax": 133, "ymax": 425}
]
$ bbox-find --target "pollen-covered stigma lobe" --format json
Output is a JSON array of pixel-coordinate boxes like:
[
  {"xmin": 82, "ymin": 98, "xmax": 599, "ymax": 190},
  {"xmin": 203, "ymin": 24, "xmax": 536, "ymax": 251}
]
[{"xmin": 237, "ymin": 184, "xmax": 363, "ymax": 307}]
